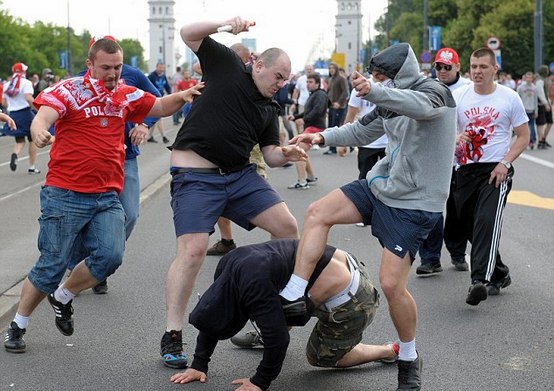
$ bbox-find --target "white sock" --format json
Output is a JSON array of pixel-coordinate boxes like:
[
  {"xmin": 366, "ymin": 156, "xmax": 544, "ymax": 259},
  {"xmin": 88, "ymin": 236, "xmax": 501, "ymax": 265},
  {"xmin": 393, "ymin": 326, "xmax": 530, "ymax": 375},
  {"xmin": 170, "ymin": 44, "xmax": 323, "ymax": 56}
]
[
  {"xmin": 279, "ymin": 274, "xmax": 308, "ymax": 301},
  {"xmin": 29, "ymin": 165, "xmax": 35, "ymax": 170},
  {"xmin": 398, "ymin": 339, "xmax": 417, "ymax": 361},
  {"xmin": 53, "ymin": 286, "xmax": 76, "ymax": 304},
  {"xmin": 14, "ymin": 313, "xmax": 30, "ymax": 329}
]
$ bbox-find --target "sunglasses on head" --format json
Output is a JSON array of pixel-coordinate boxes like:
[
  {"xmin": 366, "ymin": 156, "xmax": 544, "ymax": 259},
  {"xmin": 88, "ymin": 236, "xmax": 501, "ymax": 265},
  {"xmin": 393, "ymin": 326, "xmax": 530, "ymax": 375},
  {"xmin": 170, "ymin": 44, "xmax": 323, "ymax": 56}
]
[{"xmin": 434, "ymin": 63, "xmax": 453, "ymax": 71}]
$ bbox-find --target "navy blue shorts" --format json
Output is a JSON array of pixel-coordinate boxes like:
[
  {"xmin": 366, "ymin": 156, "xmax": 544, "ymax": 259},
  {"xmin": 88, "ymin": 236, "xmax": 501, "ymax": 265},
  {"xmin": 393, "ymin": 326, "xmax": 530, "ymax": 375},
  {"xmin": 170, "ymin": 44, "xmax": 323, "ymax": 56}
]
[
  {"xmin": 170, "ymin": 164, "xmax": 284, "ymax": 236},
  {"xmin": 340, "ymin": 180, "xmax": 441, "ymax": 262},
  {"xmin": 1, "ymin": 107, "xmax": 34, "ymax": 138}
]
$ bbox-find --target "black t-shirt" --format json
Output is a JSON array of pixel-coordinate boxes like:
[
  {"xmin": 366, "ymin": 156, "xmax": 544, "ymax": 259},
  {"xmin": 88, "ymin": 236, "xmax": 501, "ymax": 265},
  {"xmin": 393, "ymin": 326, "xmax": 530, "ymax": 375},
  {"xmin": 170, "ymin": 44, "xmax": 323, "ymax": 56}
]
[
  {"xmin": 171, "ymin": 37, "xmax": 281, "ymax": 171},
  {"xmin": 188, "ymin": 239, "xmax": 336, "ymax": 390}
]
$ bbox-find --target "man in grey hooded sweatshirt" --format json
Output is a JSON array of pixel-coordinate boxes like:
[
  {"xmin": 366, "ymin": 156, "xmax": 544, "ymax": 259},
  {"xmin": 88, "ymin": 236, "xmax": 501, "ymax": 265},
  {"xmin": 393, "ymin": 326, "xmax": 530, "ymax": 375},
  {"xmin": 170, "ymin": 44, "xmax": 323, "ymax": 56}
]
[{"xmin": 280, "ymin": 43, "xmax": 457, "ymax": 390}]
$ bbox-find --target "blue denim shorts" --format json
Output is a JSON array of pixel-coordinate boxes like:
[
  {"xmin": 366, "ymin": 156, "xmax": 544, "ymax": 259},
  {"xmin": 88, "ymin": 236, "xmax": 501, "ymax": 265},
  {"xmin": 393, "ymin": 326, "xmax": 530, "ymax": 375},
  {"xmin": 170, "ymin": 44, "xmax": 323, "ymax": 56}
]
[
  {"xmin": 170, "ymin": 164, "xmax": 283, "ymax": 236},
  {"xmin": 340, "ymin": 180, "xmax": 440, "ymax": 261},
  {"xmin": 28, "ymin": 186, "xmax": 126, "ymax": 293}
]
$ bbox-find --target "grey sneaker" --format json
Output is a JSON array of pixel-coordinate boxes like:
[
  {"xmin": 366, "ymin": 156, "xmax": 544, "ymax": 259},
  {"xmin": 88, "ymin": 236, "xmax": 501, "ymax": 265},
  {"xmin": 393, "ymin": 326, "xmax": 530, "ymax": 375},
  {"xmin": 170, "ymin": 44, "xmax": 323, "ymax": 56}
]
[
  {"xmin": 397, "ymin": 353, "xmax": 422, "ymax": 390},
  {"xmin": 230, "ymin": 330, "xmax": 264, "ymax": 348},
  {"xmin": 415, "ymin": 263, "xmax": 443, "ymax": 275},
  {"xmin": 451, "ymin": 258, "xmax": 469, "ymax": 271}
]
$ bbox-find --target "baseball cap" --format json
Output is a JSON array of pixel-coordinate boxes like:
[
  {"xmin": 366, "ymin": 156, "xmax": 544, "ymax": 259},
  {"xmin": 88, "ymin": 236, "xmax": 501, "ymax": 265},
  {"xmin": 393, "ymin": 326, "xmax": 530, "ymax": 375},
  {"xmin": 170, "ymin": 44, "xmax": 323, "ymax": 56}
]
[
  {"xmin": 88, "ymin": 35, "xmax": 117, "ymax": 49},
  {"xmin": 12, "ymin": 63, "xmax": 28, "ymax": 73},
  {"xmin": 434, "ymin": 48, "xmax": 459, "ymax": 65}
]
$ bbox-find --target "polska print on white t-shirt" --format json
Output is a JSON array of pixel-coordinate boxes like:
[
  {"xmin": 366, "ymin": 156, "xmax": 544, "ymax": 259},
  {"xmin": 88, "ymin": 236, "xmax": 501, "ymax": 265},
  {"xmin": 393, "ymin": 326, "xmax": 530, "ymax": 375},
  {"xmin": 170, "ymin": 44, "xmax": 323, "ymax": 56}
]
[{"xmin": 452, "ymin": 84, "xmax": 528, "ymax": 166}]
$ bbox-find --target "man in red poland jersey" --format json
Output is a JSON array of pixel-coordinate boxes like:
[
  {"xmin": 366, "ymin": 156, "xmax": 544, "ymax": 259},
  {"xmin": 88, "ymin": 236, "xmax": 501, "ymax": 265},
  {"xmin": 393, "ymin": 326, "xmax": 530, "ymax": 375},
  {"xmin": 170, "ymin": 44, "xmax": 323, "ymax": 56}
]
[{"xmin": 4, "ymin": 37, "xmax": 203, "ymax": 354}]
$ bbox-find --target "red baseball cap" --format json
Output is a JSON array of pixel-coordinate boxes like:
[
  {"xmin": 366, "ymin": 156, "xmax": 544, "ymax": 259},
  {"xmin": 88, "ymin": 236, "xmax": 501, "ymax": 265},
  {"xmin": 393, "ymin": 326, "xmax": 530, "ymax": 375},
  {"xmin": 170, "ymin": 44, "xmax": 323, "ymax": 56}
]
[
  {"xmin": 434, "ymin": 48, "xmax": 459, "ymax": 65},
  {"xmin": 88, "ymin": 35, "xmax": 117, "ymax": 49},
  {"xmin": 12, "ymin": 63, "xmax": 28, "ymax": 73}
]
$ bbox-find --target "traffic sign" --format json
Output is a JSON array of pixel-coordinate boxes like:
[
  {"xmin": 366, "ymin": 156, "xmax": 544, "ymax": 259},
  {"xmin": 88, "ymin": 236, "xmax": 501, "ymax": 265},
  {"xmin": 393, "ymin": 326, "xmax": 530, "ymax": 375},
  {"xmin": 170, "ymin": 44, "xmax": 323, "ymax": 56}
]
[
  {"xmin": 486, "ymin": 37, "xmax": 501, "ymax": 50},
  {"xmin": 420, "ymin": 50, "xmax": 432, "ymax": 64}
]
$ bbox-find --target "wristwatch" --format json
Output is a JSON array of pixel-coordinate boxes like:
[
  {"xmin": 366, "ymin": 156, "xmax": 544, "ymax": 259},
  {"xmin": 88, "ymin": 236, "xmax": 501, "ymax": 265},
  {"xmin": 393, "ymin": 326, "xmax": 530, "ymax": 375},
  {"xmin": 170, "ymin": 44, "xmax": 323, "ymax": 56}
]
[{"xmin": 500, "ymin": 159, "xmax": 512, "ymax": 169}]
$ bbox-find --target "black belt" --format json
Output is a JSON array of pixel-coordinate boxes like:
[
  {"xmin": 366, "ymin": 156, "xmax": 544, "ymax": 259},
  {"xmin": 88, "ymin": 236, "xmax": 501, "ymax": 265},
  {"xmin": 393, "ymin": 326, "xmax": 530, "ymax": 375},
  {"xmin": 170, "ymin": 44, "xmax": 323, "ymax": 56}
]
[{"xmin": 170, "ymin": 167, "xmax": 238, "ymax": 176}]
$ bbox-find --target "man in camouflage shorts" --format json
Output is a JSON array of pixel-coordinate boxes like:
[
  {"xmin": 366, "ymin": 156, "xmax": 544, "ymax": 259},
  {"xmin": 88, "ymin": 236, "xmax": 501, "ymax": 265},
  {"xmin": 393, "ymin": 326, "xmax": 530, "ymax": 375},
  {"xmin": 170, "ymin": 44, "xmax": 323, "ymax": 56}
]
[{"xmin": 170, "ymin": 239, "xmax": 398, "ymax": 390}]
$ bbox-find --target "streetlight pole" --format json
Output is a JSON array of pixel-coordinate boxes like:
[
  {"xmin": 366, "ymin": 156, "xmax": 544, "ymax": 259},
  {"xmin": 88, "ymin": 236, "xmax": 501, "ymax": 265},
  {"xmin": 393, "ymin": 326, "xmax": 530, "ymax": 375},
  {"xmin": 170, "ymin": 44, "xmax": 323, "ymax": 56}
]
[
  {"xmin": 423, "ymin": 0, "xmax": 429, "ymax": 52},
  {"xmin": 67, "ymin": 0, "xmax": 72, "ymax": 75},
  {"xmin": 534, "ymin": 0, "xmax": 543, "ymax": 72}
]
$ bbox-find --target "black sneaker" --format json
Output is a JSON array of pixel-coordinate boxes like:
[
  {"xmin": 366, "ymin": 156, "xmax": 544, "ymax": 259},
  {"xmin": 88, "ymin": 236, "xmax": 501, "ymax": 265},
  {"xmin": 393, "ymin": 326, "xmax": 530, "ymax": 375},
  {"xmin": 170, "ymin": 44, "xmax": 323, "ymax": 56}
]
[
  {"xmin": 206, "ymin": 240, "xmax": 236, "ymax": 256},
  {"xmin": 451, "ymin": 258, "xmax": 469, "ymax": 271},
  {"xmin": 10, "ymin": 153, "xmax": 18, "ymax": 171},
  {"xmin": 280, "ymin": 296, "xmax": 314, "ymax": 326},
  {"xmin": 92, "ymin": 280, "xmax": 108, "ymax": 294},
  {"xmin": 147, "ymin": 136, "xmax": 158, "ymax": 143},
  {"xmin": 161, "ymin": 330, "xmax": 188, "ymax": 369},
  {"xmin": 4, "ymin": 322, "xmax": 26, "ymax": 353},
  {"xmin": 397, "ymin": 353, "xmax": 422, "ymax": 390},
  {"xmin": 465, "ymin": 281, "xmax": 487, "ymax": 306},
  {"xmin": 28, "ymin": 168, "xmax": 41, "ymax": 174},
  {"xmin": 486, "ymin": 274, "xmax": 511, "ymax": 296},
  {"xmin": 230, "ymin": 330, "xmax": 264, "ymax": 348},
  {"xmin": 47, "ymin": 293, "xmax": 74, "ymax": 336},
  {"xmin": 415, "ymin": 263, "xmax": 443, "ymax": 275},
  {"xmin": 162, "ymin": 136, "xmax": 170, "ymax": 144}
]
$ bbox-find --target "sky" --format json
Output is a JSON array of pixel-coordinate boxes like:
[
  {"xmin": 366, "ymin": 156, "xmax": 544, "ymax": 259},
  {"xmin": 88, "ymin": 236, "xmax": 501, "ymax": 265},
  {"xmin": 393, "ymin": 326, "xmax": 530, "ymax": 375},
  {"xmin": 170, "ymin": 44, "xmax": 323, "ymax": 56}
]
[{"xmin": 1, "ymin": 0, "xmax": 388, "ymax": 72}]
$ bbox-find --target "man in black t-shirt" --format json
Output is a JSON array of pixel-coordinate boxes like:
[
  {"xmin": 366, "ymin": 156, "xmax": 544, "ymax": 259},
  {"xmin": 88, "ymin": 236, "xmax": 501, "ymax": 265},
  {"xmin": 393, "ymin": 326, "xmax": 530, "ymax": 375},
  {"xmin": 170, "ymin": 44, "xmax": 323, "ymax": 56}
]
[
  {"xmin": 169, "ymin": 239, "xmax": 398, "ymax": 390},
  {"xmin": 160, "ymin": 16, "xmax": 309, "ymax": 370}
]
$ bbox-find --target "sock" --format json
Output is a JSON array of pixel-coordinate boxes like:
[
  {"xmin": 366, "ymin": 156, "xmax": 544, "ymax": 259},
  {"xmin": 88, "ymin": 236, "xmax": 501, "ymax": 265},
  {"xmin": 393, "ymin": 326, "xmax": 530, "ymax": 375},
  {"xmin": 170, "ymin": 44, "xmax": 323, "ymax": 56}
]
[
  {"xmin": 54, "ymin": 286, "xmax": 76, "ymax": 304},
  {"xmin": 279, "ymin": 274, "xmax": 308, "ymax": 301},
  {"xmin": 221, "ymin": 238, "xmax": 234, "ymax": 246},
  {"xmin": 14, "ymin": 313, "xmax": 30, "ymax": 329},
  {"xmin": 398, "ymin": 339, "xmax": 417, "ymax": 361},
  {"xmin": 29, "ymin": 165, "xmax": 35, "ymax": 170}
]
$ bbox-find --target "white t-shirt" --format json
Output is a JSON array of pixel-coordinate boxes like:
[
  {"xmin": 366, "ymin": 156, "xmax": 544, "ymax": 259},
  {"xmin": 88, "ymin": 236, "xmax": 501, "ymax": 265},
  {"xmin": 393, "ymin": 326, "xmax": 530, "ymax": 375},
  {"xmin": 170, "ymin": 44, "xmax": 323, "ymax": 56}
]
[
  {"xmin": 348, "ymin": 89, "xmax": 388, "ymax": 149},
  {"xmin": 294, "ymin": 75, "xmax": 310, "ymax": 106},
  {"xmin": 3, "ymin": 77, "xmax": 33, "ymax": 111},
  {"xmin": 453, "ymin": 84, "xmax": 528, "ymax": 165}
]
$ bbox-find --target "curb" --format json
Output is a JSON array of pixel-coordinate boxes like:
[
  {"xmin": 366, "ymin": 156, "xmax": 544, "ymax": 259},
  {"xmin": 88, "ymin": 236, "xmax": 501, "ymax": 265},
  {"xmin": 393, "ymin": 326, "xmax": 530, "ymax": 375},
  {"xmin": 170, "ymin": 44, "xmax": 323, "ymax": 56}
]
[{"xmin": 0, "ymin": 173, "xmax": 172, "ymax": 328}]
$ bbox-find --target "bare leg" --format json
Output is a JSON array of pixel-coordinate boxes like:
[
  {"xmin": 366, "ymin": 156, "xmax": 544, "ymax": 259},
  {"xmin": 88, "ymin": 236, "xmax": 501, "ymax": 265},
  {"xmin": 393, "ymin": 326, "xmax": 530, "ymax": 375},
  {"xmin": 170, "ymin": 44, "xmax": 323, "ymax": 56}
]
[
  {"xmin": 216, "ymin": 217, "xmax": 233, "ymax": 240},
  {"xmin": 28, "ymin": 141, "xmax": 38, "ymax": 167},
  {"xmin": 294, "ymin": 161, "xmax": 307, "ymax": 182},
  {"xmin": 336, "ymin": 343, "xmax": 397, "ymax": 367},
  {"xmin": 63, "ymin": 260, "xmax": 100, "ymax": 293},
  {"xmin": 305, "ymin": 157, "xmax": 315, "ymax": 179},
  {"xmin": 292, "ymin": 189, "xmax": 362, "ymax": 280},
  {"xmin": 12, "ymin": 141, "xmax": 24, "ymax": 156},
  {"xmin": 15, "ymin": 278, "xmax": 47, "ymax": 317},
  {"xmin": 165, "ymin": 233, "xmax": 209, "ymax": 331},
  {"xmin": 379, "ymin": 248, "xmax": 417, "ymax": 342},
  {"xmin": 250, "ymin": 202, "xmax": 298, "ymax": 240}
]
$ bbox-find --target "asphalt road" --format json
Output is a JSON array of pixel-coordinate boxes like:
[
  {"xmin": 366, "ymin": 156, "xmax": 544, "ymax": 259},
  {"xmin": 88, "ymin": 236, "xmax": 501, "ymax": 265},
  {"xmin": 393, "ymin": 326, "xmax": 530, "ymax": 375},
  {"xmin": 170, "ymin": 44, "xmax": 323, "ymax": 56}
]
[{"xmin": 0, "ymin": 121, "xmax": 553, "ymax": 390}]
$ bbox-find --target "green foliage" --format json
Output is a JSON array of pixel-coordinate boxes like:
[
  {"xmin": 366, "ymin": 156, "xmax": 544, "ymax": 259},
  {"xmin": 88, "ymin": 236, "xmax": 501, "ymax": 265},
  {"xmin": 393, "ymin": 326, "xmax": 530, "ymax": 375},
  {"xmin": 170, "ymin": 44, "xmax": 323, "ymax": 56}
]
[
  {"xmin": 0, "ymin": 5, "xmax": 147, "ymax": 80},
  {"xmin": 371, "ymin": 0, "xmax": 554, "ymax": 77}
]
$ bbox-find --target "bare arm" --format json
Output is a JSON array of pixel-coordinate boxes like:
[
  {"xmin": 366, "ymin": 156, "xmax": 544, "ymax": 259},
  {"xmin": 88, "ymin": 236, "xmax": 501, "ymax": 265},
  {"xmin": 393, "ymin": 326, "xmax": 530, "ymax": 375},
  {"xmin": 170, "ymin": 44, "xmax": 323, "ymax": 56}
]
[
  {"xmin": 488, "ymin": 122, "xmax": 530, "ymax": 187},
  {"xmin": 180, "ymin": 17, "xmax": 255, "ymax": 52},
  {"xmin": 146, "ymin": 83, "xmax": 204, "ymax": 118},
  {"xmin": 0, "ymin": 113, "xmax": 16, "ymax": 130},
  {"xmin": 261, "ymin": 144, "xmax": 307, "ymax": 167},
  {"xmin": 31, "ymin": 106, "xmax": 59, "ymax": 147}
]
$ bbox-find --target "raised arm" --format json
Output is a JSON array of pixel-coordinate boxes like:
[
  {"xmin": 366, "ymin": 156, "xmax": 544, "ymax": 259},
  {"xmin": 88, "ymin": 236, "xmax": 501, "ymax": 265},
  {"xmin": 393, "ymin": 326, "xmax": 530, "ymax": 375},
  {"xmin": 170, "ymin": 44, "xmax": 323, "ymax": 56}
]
[{"xmin": 180, "ymin": 17, "xmax": 255, "ymax": 52}]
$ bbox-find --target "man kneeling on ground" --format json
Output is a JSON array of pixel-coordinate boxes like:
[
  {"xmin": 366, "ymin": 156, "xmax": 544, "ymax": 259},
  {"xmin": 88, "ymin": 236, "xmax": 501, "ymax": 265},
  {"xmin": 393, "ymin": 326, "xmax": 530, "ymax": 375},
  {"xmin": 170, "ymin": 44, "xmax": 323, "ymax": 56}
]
[{"xmin": 170, "ymin": 239, "xmax": 398, "ymax": 390}]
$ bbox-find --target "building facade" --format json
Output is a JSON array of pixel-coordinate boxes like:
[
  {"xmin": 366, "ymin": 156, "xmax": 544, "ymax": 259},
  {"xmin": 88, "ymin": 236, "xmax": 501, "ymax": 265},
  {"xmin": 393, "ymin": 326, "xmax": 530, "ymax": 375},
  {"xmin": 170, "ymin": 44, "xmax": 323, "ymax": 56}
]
[
  {"xmin": 335, "ymin": 0, "xmax": 363, "ymax": 74},
  {"xmin": 147, "ymin": 0, "xmax": 176, "ymax": 74}
]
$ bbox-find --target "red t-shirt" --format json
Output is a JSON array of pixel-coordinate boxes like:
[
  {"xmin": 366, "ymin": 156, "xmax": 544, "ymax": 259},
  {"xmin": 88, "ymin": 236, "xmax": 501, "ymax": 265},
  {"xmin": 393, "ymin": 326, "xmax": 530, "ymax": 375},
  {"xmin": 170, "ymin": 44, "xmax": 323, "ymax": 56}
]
[
  {"xmin": 34, "ymin": 76, "xmax": 156, "ymax": 194},
  {"xmin": 176, "ymin": 78, "xmax": 197, "ymax": 92}
]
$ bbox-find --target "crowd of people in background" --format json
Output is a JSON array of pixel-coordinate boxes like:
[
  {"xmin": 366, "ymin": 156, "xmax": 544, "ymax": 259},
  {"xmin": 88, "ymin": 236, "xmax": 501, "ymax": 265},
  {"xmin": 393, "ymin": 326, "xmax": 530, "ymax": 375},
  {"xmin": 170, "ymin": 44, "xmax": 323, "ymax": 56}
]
[{"xmin": 1, "ymin": 20, "xmax": 554, "ymax": 391}]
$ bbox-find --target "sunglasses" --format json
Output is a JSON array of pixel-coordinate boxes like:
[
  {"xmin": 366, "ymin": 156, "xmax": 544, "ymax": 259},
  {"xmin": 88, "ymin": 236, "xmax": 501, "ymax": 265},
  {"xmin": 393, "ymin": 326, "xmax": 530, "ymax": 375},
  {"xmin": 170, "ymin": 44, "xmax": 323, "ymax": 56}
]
[{"xmin": 434, "ymin": 63, "xmax": 453, "ymax": 71}]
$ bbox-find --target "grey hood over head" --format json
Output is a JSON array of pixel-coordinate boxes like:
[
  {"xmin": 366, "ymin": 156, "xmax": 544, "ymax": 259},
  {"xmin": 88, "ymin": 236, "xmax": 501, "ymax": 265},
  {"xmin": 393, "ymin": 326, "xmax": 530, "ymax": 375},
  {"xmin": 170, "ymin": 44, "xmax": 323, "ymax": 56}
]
[{"xmin": 367, "ymin": 43, "xmax": 421, "ymax": 89}]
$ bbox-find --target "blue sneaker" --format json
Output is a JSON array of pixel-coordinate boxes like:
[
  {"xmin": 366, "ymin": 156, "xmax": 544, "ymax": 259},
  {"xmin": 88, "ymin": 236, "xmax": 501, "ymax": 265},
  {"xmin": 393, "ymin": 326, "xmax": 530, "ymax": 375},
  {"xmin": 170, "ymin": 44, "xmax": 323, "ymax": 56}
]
[{"xmin": 160, "ymin": 330, "xmax": 188, "ymax": 369}]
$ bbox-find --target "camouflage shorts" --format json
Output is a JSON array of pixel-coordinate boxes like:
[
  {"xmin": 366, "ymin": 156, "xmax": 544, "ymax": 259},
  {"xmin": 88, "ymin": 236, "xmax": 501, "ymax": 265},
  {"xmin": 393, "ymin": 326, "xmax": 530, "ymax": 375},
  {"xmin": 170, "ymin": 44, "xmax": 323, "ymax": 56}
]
[
  {"xmin": 249, "ymin": 144, "xmax": 267, "ymax": 179},
  {"xmin": 306, "ymin": 260, "xmax": 380, "ymax": 367}
]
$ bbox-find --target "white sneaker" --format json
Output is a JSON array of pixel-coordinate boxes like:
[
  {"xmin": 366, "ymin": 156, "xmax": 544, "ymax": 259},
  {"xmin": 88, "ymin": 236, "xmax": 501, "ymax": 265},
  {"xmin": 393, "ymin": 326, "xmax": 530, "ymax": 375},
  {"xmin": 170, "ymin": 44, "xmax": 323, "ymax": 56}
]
[{"xmin": 288, "ymin": 181, "xmax": 309, "ymax": 190}]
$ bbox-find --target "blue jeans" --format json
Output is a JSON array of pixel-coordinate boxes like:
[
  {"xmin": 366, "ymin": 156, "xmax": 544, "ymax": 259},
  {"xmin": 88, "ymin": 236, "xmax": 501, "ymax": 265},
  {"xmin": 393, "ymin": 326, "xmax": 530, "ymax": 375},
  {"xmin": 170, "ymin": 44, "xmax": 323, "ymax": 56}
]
[
  {"xmin": 29, "ymin": 186, "xmax": 126, "ymax": 293},
  {"xmin": 526, "ymin": 112, "xmax": 537, "ymax": 144},
  {"xmin": 120, "ymin": 158, "xmax": 140, "ymax": 240}
]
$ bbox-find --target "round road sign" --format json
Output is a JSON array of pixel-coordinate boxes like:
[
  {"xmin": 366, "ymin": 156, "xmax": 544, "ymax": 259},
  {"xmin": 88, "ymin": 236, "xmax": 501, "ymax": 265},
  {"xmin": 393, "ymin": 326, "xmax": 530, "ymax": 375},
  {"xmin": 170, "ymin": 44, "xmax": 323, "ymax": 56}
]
[{"xmin": 486, "ymin": 37, "xmax": 501, "ymax": 50}]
